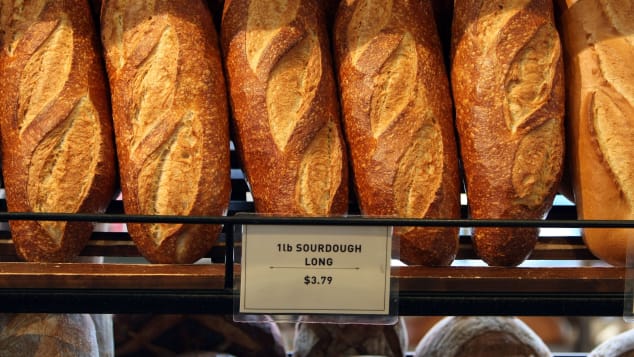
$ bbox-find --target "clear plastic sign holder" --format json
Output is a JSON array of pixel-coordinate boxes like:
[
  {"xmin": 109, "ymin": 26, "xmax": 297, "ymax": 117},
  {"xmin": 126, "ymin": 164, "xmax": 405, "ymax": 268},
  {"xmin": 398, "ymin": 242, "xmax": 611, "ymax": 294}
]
[{"xmin": 233, "ymin": 214, "xmax": 399, "ymax": 325}]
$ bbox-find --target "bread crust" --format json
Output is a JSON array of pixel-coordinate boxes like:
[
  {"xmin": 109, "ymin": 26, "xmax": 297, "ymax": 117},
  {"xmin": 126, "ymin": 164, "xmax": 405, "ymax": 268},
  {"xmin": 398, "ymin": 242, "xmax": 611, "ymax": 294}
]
[
  {"xmin": 101, "ymin": 0, "xmax": 231, "ymax": 263},
  {"xmin": 0, "ymin": 314, "xmax": 99, "ymax": 356},
  {"xmin": 293, "ymin": 319, "xmax": 408, "ymax": 357},
  {"xmin": 221, "ymin": 0, "xmax": 348, "ymax": 216},
  {"xmin": 333, "ymin": 0, "xmax": 460, "ymax": 266},
  {"xmin": 0, "ymin": 0, "xmax": 117, "ymax": 262},
  {"xmin": 559, "ymin": 0, "xmax": 634, "ymax": 266},
  {"xmin": 414, "ymin": 316, "xmax": 551, "ymax": 357},
  {"xmin": 451, "ymin": 0, "xmax": 566, "ymax": 266}
]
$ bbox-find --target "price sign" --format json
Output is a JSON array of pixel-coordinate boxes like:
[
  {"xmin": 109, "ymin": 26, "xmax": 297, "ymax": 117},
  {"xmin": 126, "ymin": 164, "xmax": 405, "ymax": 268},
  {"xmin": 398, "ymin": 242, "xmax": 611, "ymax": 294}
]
[
  {"xmin": 304, "ymin": 275, "xmax": 333, "ymax": 285},
  {"xmin": 239, "ymin": 225, "xmax": 392, "ymax": 315}
]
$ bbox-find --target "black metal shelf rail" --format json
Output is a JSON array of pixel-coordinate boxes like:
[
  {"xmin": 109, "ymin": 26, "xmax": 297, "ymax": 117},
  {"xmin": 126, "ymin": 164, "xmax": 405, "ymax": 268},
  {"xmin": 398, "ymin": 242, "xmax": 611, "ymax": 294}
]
[{"xmin": 0, "ymin": 210, "xmax": 631, "ymax": 228}]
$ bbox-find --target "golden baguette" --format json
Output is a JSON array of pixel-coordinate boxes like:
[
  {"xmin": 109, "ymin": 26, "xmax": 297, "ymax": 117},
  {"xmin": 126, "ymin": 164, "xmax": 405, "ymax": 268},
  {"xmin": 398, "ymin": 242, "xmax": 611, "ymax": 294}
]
[
  {"xmin": 101, "ymin": 0, "xmax": 231, "ymax": 263},
  {"xmin": 451, "ymin": 0, "xmax": 566, "ymax": 266},
  {"xmin": 559, "ymin": 0, "xmax": 634, "ymax": 266},
  {"xmin": 221, "ymin": 0, "xmax": 348, "ymax": 216},
  {"xmin": 333, "ymin": 0, "xmax": 461, "ymax": 266},
  {"xmin": 0, "ymin": 0, "xmax": 117, "ymax": 262}
]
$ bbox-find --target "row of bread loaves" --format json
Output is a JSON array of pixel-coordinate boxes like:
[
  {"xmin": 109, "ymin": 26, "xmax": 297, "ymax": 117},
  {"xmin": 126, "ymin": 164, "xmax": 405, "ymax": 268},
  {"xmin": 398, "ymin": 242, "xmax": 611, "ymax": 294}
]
[
  {"xmin": 230, "ymin": 0, "xmax": 634, "ymax": 267},
  {"xmin": 0, "ymin": 0, "xmax": 631, "ymax": 268},
  {"xmin": 0, "ymin": 0, "xmax": 231, "ymax": 264},
  {"xmin": 0, "ymin": 0, "xmax": 459, "ymax": 266},
  {"xmin": 221, "ymin": 0, "xmax": 462, "ymax": 266}
]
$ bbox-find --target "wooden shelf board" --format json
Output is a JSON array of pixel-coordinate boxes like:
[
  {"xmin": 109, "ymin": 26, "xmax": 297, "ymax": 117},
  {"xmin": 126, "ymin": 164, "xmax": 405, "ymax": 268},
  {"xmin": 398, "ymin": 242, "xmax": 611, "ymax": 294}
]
[{"xmin": 0, "ymin": 262, "xmax": 227, "ymax": 290}]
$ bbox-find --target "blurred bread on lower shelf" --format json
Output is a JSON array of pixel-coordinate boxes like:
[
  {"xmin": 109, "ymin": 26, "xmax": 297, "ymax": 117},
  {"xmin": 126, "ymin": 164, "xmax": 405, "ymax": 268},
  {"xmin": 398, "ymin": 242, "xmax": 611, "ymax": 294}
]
[
  {"xmin": 292, "ymin": 318, "xmax": 407, "ymax": 357},
  {"xmin": 0, "ymin": 314, "xmax": 99, "ymax": 357},
  {"xmin": 589, "ymin": 328, "xmax": 634, "ymax": 357},
  {"xmin": 588, "ymin": 317, "xmax": 634, "ymax": 357},
  {"xmin": 414, "ymin": 316, "xmax": 551, "ymax": 357},
  {"xmin": 405, "ymin": 316, "xmax": 576, "ymax": 352},
  {"xmin": 114, "ymin": 314, "xmax": 286, "ymax": 357}
]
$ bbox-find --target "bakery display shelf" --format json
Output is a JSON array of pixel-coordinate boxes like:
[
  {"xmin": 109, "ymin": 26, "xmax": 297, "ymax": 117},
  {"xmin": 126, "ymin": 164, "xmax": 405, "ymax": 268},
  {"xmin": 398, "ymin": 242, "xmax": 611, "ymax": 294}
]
[
  {"xmin": 0, "ymin": 204, "xmax": 630, "ymax": 315},
  {"xmin": 0, "ymin": 261, "xmax": 627, "ymax": 316},
  {"xmin": 0, "ymin": 262, "xmax": 234, "ymax": 314},
  {"xmin": 0, "ymin": 170, "xmax": 629, "ymax": 315},
  {"xmin": 396, "ymin": 266, "xmax": 627, "ymax": 316}
]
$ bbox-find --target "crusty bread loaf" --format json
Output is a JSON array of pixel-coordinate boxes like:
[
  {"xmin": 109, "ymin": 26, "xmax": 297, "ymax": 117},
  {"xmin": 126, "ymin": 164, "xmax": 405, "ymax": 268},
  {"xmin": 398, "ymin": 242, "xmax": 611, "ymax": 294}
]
[
  {"xmin": 414, "ymin": 316, "xmax": 551, "ymax": 357},
  {"xmin": 0, "ymin": 314, "xmax": 99, "ymax": 357},
  {"xmin": 100, "ymin": 0, "xmax": 231, "ymax": 263},
  {"xmin": 451, "ymin": 0, "xmax": 566, "ymax": 266},
  {"xmin": 221, "ymin": 0, "xmax": 348, "ymax": 216},
  {"xmin": 293, "ymin": 319, "xmax": 408, "ymax": 357},
  {"xmin": 559, "ymin": 0, "xmax": 634, "ymax": 266},
  {"xmin": 0, "ymin": 0, "xmax": 117, "ymax": 262},
  {"xmin": 333, "ymin": 0, "xmax": 460, "ymax": 266}
]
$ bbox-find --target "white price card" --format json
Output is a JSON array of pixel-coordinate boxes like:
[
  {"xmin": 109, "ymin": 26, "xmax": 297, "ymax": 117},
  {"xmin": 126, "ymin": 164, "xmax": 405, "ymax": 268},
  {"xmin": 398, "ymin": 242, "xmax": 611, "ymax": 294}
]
[{"xmin": 239, "ymin": 225, "xmax": 392, "ymax": 315}]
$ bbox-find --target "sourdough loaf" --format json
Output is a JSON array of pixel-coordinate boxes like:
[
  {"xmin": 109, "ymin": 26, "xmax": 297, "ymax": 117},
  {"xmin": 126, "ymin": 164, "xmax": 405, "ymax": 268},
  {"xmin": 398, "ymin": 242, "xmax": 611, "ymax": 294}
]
[
  {"xmin": 559, "ymin": 0, "xmax": 634, "ymax": 266},
  {"xmin": 333, "ymin": 0, "xmax": 460, "ymax": 265},
  {"xmin": 0, "ymin": 314, "xmax": 99, "ymax": 357},
  {"xmin": 0, "ymin": 0, "xmax": 117, "ymax": 262},
  {"xmin": 405, "ymin": 316, "xmax": 575, "ymax": 352},
  {"xmin": 451, "ymin": 0, "xmax": 566, "ymax": 266},
  {"xmin": 221, "ymin": 0, "xmax": 348, "ymax": 216},
  {"xmin": 293, "ymin": 319, "xmax": 408, "ymax": 357},
  {"xmin": 414, "ymin": 316, "xmax": 551, "ymax": 357},
  {"xmin": 101, "ymin": 0, "xmax": 231, "ymax": 263}
]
